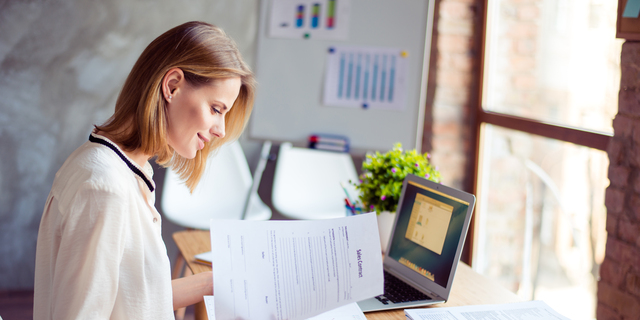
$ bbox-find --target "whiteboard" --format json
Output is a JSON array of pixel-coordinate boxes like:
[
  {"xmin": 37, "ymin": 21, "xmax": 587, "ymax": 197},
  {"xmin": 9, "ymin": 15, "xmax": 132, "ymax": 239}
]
[{"xmin": 250, "ymin": 0, "xmax": 435, "ymax": 153}]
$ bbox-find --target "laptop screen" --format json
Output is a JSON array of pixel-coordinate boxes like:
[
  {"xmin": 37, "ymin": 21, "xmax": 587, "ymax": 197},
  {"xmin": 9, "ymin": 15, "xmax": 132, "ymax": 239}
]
[{"xmin": 386, "ymin": 180, "xmax": 471, "ymax": 288}]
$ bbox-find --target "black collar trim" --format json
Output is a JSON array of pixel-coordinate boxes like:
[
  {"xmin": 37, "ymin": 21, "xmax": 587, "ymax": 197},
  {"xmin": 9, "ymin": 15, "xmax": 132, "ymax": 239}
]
[{"xmin": 88, "ymin": 134, "xmax": 155, "ymax": 192}]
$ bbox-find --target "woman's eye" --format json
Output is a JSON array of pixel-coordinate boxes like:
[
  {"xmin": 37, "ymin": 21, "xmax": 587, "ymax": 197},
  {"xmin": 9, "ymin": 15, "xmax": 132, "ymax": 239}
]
[{"xmin": 211, "ymin": 106, "xmax": 221, "ymax": 114}]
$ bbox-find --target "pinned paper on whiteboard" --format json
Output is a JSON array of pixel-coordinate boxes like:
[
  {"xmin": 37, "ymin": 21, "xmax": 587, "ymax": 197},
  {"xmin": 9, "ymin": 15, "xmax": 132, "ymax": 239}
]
[
  {"xmin": 323, "ymin": 45, "xmax": 409, "ymax": 110},
  {"xmin": 267, "ymin": 0, "xmax": 351, "ymax": 40}
]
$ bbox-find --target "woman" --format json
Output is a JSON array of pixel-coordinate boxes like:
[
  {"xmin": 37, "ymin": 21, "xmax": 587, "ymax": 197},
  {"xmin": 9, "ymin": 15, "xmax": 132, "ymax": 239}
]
[{"xmin": 33, "ymin": 21, "xmax": 255, "ymax": 319}]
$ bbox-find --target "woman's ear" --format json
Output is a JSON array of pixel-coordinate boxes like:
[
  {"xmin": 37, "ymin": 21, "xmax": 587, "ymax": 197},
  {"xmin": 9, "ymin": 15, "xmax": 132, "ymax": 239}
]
[{"xmin": 162, "ymin": 68, "xmax": 185, "ymax": 102}]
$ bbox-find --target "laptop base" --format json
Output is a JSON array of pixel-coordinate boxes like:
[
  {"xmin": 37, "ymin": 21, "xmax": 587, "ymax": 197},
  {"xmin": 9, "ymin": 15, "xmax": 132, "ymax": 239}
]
[{"xmin": 357, "ymin": 296, "xmax": 445, "ymax": 313}]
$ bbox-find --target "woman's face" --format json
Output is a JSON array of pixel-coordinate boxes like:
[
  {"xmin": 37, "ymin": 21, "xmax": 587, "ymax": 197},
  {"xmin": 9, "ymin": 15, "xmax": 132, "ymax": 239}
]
[{"xmin": 166, "ymin": 76, "xmax": 242, "ymax": 159}]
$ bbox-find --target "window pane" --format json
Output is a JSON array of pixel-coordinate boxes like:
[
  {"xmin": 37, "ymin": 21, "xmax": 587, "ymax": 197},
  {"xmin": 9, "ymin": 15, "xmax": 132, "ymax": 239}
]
[
  {"xmin": 474, "ymin": 124, "xmax": 608, "ymax": 319},
  {"xmin": 482, "ymin": 0, "xmax": 622, "ymax": 133}
]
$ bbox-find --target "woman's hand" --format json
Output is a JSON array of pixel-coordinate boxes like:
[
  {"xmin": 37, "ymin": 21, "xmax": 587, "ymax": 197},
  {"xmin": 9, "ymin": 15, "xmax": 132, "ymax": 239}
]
[{"xmin": 171, "ymin": 271, "xmax": 213, "ymax": 310}]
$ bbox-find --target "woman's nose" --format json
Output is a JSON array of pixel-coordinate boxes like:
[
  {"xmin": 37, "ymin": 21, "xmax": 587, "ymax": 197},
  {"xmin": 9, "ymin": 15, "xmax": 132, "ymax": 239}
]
[{"xmin": 210, "ymin": 119, "xmax": 225, "ymax": 138}]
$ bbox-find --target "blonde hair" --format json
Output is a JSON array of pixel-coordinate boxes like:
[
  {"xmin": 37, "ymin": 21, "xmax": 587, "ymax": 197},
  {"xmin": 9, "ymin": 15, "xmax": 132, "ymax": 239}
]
[{"xmin": 96, "ymin": 21, "xmax": 255, "ymax": 191}]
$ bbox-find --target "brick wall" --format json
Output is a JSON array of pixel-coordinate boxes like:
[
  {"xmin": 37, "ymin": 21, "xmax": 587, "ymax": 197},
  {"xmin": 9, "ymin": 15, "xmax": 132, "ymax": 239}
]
[
  {"xmin": 428, "ymin": 0, "xmax": 480, "ymax": 191},
  {"xmin": 598, "ymin": 41, "xmax": 640, "ymax": 319}
]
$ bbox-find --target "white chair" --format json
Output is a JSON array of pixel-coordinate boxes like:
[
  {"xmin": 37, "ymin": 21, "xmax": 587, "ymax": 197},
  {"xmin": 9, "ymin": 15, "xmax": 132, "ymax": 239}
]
[
  {"xmin": 272, "ymin": 142, "xmax": 359, "ymax": 220},
  {"xmin": 161, "ymin": 140, "xmax": 272, "ymax": 230}
]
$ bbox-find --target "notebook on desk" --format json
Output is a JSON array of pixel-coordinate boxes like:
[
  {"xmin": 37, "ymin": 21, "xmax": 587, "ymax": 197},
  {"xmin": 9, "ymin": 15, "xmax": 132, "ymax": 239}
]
[{"xmin": 357, "ymin": 174, "xmax": 476, "ymax": 312}]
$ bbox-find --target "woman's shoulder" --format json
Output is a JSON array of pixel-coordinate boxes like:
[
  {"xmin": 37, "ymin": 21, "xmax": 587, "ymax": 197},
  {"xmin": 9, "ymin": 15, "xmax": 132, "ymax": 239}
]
[{"xmin": 52, "ymin": 140, "xmax": 136, "ymax": 201}]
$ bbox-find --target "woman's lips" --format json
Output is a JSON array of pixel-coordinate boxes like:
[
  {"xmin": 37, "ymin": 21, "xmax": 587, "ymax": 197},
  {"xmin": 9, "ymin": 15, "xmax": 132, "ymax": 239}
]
[{"xmin": 197, "ymin": 133, "xmax": 207, "ymax": 150}]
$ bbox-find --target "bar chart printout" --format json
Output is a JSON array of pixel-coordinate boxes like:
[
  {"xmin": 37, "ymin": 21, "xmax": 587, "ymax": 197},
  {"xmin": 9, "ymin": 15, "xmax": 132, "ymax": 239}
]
[
  {"xmin": 210, "ymin": 213, "xmax": 383, "ymax": 320},
  {"xmin": 323, "ymin": 45, "xmax": 409, "ymax": 110},
  {"xmin": 268, "ymin": 0, "xmax": 351, "ymax": 40}
]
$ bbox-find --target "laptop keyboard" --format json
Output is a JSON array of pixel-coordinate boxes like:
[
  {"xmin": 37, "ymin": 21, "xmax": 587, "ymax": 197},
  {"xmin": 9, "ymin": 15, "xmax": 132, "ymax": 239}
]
[{"xmin": 375, "ymin": 271, "xmax": 432, "ymax": 304}]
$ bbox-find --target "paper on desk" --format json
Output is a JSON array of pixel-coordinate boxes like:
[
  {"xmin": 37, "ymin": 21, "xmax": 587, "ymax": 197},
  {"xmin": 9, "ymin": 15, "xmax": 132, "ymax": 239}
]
[
  {"xmin": 204, "ymin": 295, "xmax": 215, "ymax": 320},
  {"xmin": 204, "ymin": 297, "xmax": 365, "ymax": 320},
  {"xmin": 405, "ymin": 300, "xmax": 570, "ymax": 320},
  {"xmin": 210, "ymin": 213, "xmax": 383, "ymax": 320},
  {"xmin": 307, "ymin": 302, "xmax": 366, "ymax": 320}
]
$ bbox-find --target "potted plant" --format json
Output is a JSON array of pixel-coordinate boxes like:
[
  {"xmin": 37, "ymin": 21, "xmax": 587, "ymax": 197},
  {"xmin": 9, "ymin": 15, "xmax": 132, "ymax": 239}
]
[{"xmin": 351, "ymin": 143, "xmax": 441, "ymax": 251}]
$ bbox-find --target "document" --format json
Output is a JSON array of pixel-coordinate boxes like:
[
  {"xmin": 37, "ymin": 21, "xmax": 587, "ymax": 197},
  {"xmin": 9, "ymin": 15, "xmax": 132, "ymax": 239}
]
[
  {"xmin": 210, "ymin": 213, "xmax": 383, "ymax": 320},
  {"xmin": 308, "ymin": 302, "xmax": 366, "ymax": 320},
  {"xmin": 405, "ymin": 300, "xmax": 570, "ymax": 320},
  {"xmin": 204, "ymin": 295, "xmax": 215, "ymax": 320},
  {"xmin": 204, "ymin": 298, "xmax": 365, "ymax": 320}
]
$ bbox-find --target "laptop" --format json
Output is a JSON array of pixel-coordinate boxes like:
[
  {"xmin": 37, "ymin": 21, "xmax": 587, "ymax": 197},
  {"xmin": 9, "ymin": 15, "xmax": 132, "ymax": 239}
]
[{"xmin": 357, "ymin": 174, "xmax": 476, "ymax": 312}]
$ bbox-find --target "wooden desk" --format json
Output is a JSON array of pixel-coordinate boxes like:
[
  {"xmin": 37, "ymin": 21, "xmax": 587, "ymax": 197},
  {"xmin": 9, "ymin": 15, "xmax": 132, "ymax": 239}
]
[{"xmin": 173, "ymin": 230, "xmax": 520, "ymax": 320}]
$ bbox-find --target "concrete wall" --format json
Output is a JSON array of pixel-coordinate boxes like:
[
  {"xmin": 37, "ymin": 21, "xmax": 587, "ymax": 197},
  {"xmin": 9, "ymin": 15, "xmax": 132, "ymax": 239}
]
[{"xmin": 0, "ymin": 0, "xmax": 262, "ymax": 290}]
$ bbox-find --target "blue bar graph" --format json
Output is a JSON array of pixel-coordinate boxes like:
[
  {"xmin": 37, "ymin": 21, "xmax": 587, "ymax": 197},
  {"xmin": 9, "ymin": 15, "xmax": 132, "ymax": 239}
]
[
  {"xmin": 330, "ymin": 48, "xmax": 404, "ymax": 109},
  {"xmin": 346, "ymin": 53, "xmax": 354, "ymax": 99},
  {"xmin": 380, "ymin": 55, "xmax": 387, "ymax": 101},
  {"xmin": 338, "ymin": 53, "xmax": 345, "ymax": 98},
  {"xmin": 388, "ymin": 56, "xmax": 395, "ymax": 102},
  {"xmin": 371, "ymin": 55, "xmax": 378, "ymax": 101},
  {"xmin": 363, "ymin": 55, "xmax": 370, "ymax": 100},
  {"xmin": 355, "ymin": 54, "xmax": 362, "ymax": 99}
]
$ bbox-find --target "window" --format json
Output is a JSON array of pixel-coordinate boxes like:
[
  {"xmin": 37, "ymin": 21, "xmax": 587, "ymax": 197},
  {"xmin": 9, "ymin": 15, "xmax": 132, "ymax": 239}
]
[{"xmin": 472, "ymin": 0, "xmax": 621, "ymax": 318}]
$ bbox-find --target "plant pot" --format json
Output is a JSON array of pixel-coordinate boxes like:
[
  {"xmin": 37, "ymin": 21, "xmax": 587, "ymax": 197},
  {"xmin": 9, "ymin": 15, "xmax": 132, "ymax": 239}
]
[{"xmin": 377, "ymin": 210, "xmax": 396, "ymax": 253}]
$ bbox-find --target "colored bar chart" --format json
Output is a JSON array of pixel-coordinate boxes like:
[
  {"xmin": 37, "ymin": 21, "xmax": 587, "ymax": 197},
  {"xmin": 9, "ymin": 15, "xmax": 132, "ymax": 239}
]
[
  {"xmin": 296, "ymin": 5, "xmax": 305, "ymax": 28},
  {"xmin": 324, "ymin": 45, "xmax": 408, "ymax": 110},
  {"xmin": 311, "ymin": 3, "xmax": 320, "ymax": 28},
  {"xmin": 327, "ymin": 0, "xmax": 336, "ymax": 29},
  {"xmin": 268, "ymin": 0, "xmax": 351, "ymax": 40}
]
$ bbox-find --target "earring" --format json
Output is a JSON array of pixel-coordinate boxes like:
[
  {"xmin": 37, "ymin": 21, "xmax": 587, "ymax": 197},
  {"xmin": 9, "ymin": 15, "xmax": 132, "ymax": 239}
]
[{"xmin": 168, "ymin": 95, "xmax": 172, "ymax": 100}]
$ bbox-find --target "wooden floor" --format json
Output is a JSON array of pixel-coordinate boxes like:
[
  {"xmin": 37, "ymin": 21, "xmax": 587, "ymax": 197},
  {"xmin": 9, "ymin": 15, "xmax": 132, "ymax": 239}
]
[{"xmin": 0, "ymin": 290, "xmax": 195, "ymax": 319}]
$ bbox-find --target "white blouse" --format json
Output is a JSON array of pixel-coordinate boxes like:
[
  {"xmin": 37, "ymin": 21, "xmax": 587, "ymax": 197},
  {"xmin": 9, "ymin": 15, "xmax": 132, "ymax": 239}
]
[{"xmin": 34, "ymin": 132, "xmax": 174, "ymax": 320}]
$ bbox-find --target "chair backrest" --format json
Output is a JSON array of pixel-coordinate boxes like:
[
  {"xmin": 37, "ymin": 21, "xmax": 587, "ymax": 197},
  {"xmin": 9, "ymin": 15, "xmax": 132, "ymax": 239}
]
[
  {"xmin": 272, "ymin": 142, "xmax": 359, "ymax": 220},
  {"xmin": 161, "ymin": 140, "xmax": 272, "ymax": 229}
]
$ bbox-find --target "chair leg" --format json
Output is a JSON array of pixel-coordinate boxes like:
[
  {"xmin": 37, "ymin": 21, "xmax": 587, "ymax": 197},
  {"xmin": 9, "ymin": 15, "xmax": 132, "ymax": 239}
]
[
  {"xmin": 183, "ymin": 264, "xmax": 194, "ymax": 277},
  {"xmin": 172, "ymin": 253, "xmax": 186, "ymax": 280}
]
